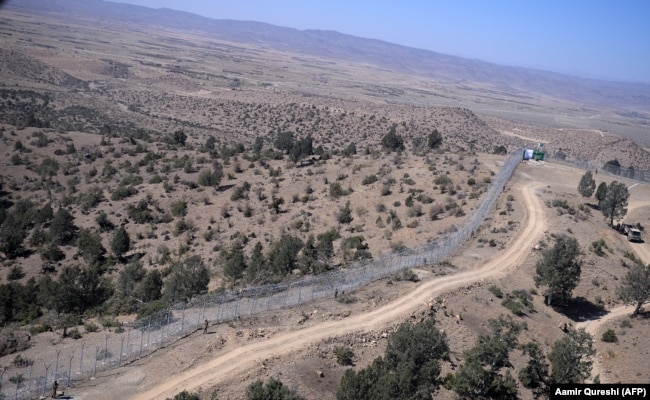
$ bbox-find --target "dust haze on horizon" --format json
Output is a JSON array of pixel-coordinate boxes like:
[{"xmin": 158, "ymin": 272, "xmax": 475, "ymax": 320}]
[{"xmin": 101, "ymin": 0, "xmax": 650, "ymax": 84}]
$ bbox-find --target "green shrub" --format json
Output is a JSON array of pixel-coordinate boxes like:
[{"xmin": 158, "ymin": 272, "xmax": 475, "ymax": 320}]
[
  {"xmin": 334, "ymin": 346, "xmax": 355, "ymax": 366},
  {"xmin": 620, "ymin": 319, "xmax": 632, "ymax": 329},
  {"xmin": 84, "ymin": 322, "xmax": 99, "ymax": 332},
  {"xmin": 68, "ymin": 328, "xmax": 82, "ymax": 339},
  {"xmin": 488, "ymin": 285, "xmax": 503, "ymax": 298},
  {"xmin": 362, "ymin": 174, "xmax": 378, "ymax": 185},
  {"xmin": 501, "ymin": 298, "xmax": 524, "ymax": 316},
  {"xmin": 601, "ymin": 329, "xmax": 618, "ymax": 343},
  {"xmin": 338, "ymin": 295, "xmax": 358, "ymax": 304}
]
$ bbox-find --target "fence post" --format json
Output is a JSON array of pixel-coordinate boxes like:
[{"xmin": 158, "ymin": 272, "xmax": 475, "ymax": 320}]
[
  {"xmin": 139, "ymin": 327, "xmax": 144, "ymax": 357},
  {"xmin": 180, "ymin": 304, "xmax": 186, "ymax": 335},
  {"xmin": 93, "ymin": 348, "xmax": 98, "ymax": 378},
  {"xmin": 79, "ymin": 342, "xmax": 85, "ymax": 376},
  {"xmin": 235, "ymin": 294, "xmax": 241, "ymax": 319},
  {"xmin": 42, "ymin": 364, "xmax": 49, "ymax": 398},
  {"xmin": 67, "ymin": 356, "xmax": 72, "ymax": 386},
  {"xmin": 103, "ymin": 334, "xmax": 109, "ymax": 367},
  {"xmin": 54, "ymin": 349, "xmax": 61, "ymax": 381},
  {"xmin": 119, "ymin": 337, "xmax": 125, "ymax": 367},
  {"xmin": 146, "ymin": 317, "xmax": 152, "ymax": 349},
  {"xmin": 251, "ymin": 293, "xmax": 257, "ymax": 318},
  {"xmin": 28, "ymin": 362, "xmax": 33, "ymax": 392}
]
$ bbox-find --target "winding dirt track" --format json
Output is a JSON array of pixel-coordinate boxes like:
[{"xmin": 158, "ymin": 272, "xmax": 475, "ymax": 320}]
[{"xmin": 129, "ymin": 182, "xmax": 547, "ymax": 400}]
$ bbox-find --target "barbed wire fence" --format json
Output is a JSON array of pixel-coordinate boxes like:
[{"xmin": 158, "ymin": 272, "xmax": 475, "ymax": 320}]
[{"xmin": 3, "ymin": 149, "xmax": 526, "ymax": 399}]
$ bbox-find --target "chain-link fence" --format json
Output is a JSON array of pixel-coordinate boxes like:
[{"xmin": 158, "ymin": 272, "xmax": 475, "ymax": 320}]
[
  {"xmin": 545, "ymin": 152, "xmax": 650, "ymax": 184},
  {"xmin": 1, "ymin": 150, "xmax": 523, "ymax": 399}
]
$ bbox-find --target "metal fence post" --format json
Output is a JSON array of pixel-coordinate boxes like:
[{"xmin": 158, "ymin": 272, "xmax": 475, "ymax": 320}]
[
  {"xmin": 41, "ymin": 364, "xmax": 49, "ymax": 398},
  {"xmin": 93, "ymin": 348, "xmax": 98, "ymax": 378},
  {"xmin": 119, "ymin": 337, "xmax": 125, "ymax": 366},
  {"xmin": 180, "ymin": 304, "xmax": 186, "ymax": 334},
  {"xmin": 79, "ymin": 343, "xmax": 85, "ymax": 376},
  {"xmin": 54, "ymin": 349, "xmax": 61, "ymax": 381},
  {"xmin": 67, "ymin": 356, "xmax": 72, "ymax": 386}
]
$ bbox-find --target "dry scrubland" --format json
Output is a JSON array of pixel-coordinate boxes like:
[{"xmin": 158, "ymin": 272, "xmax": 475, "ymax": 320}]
[{"xmin": 0, "ymin": 7, "xmax": 649, "ymax": 400}]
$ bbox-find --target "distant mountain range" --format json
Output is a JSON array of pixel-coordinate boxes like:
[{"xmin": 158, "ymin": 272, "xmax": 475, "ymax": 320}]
[{"xmin": 6, "ymin": 0, "xmax": 650, "ymax": 110}]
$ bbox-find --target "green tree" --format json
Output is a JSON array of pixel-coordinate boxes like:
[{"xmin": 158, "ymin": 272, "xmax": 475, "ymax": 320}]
[
  {"xmin": 223, "ymin": 242, "xmax": 247, "ymax": 284},
  {"xmin": 452, "ymin": 315, "xmax": 526, "ymax": 400},
  {"xmin": 0, "ymin": 213, "xmax": 26, "ymax": 259},
  {"xmin": 96, "ymin": 211, "xmax": 115, "ymax": 232},
  {"xmin": 113, "ymin": 261, "xmax": 147, "ymax": 312},
  {"xmin": 600, "ymin": 181, "xmax": 629, "ymax": 226},
  {"xmin": 267, "ymin": 234, "xmax": 303, "ymax": 276},
  {"xmin": 246, "ymin": 377, "xmax": 305, "ymax": 400},
  {"xmin": 163, "ymin": 255, "xmax": 209, "ymax": 303},
  {"xmin": 337, "ymin": 201, "xmax": 353, "ymax": 224},
  {"xmin": 427, "ymin": 129, "xmax": 443, "ymax": 149},
  {"xmin": 137, "ymin": 269, "xmax": 163, "ymax": 303},
  {"xmin": 166, "ymin": 390, "xmax": 200, "ymax": 400},
  {"xmin": 381, "ymin": 125, "xmax": 404, "ymax": 152},
  {"xmin": 274, "ymin": 131, "xmax": 295, "ymax": 152},
  {"xmin": 577, "ymin": 170, "xmax": 596, "ymax": 199},
  {"xmin": 246, "ymin": 242, "xmax": 266, "ymax": 283},
  {"xmin": 49, "ymin": 208, "xmax": 77, "ymax": 245},
  {"xmin": 595, "ymin": 181, "xmax": 607, "ymax": 206},
  {"xmin": 172, "ymin": 129, "xmax": 187, "ymax": 146},
  {"xmin": 77, "ymin": 228, "xmax": 106, "ymax": 266},
  {"xmin": 337, "ymin": 317, "xmax": 448, "ymax": 400},
  {"xmin": 518, "ymin": 342, "xmax": 549, "ymax": 399},
  {"xmin": 111, "ymin": 227, "xmax": 131, "ymax": 259},
  {"xmin": 197, "ymin": 164, "xmax": 223, "ymax": 188},
  {"xmin": 548, "ymin": 328, "xmax": 595, "ymax": 384},
  {"xmin": 534, "ymin": 235, "xmax": 582, "ymax": 306},
  {"xmin": 616, "ymin": 263, "xmax": 650, "ymax": 315}
]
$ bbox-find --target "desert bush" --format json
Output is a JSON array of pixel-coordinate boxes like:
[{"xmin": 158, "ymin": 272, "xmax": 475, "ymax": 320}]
[
  {"xmin": 127, "ymin": 199, "xmax": 154, "ymax": 224},
  {"xmin": 362, "ymin": 174, "xmax": 378, "ymax": 185},
  {"xmin": 111, "ymin": 185, "xmax": 138, "ymax": 201},
  {"xmin": 591, "ymin": 239, "xmax": 608, "ymax": 257},
  {"xmin": 488, "ymin": 285, "xmax": 503, "ymax": 298},
  {"xmin": 601, "ymin": 329, "xmax": 618, "ymax": 343},
  {"xmin": 335, "ymin": 346, "xmax": 355, "ymax": 366},
  {"xmin": 170, "ymin": 200, "xmax": 188, "ymax": 217}
]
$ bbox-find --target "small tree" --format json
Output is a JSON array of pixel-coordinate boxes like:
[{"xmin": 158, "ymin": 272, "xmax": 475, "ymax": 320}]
[
  {"xmin": 111, "ymin": 227, "xmax": 131, "ymax": 260},
  {"xmin": 166, "ymin": 390, "xmax": 200, "ymax": 400},
  {"xmin": 595, "ymin": 182, "xmax": 607, "ymax": 206},
  {"xmin": 534, "ymin": 235, "xmax": 582, "ymax": 306},
  {"xmin": 427, "ymin": 129, "xmax": 443, "ymax": 149},
  {"xmin": 163, "ymin": 255, "xmax": 209, "ymax": 303},
  {"xmin": 452, "ymin": 315, "xmax": 525, "ymax": 400},
  {"xmin": 172, "ymin": 130, "xmax": 187, "ymax": 146},
  {"xmin": 77, "ymin": 228, "xmax": 106, "ymax": 266},
  {"xmin": 616, "ymin": 263, "xmax": 650, "ymax": 315},
  {"xmin": 274, "ymin": 131, "xmax": 295, "ymax": 152},
  {"xmin": 247, "ymin": 377, "xmax": 305, "ymax": 400},
  {"xmin": 518, "ymin": 342, "xmax": 549, "ymax": 399},
  {"xmin": 577, "ymin": 170, "xmax": 596, "ymax": 199},
  {"xmin": 548, "ymin": 328, "xmax": 595, "ymax": 384},
  {"xmin": 337, "ymin": 201, "xmax": 353, "ymax": 224},
  {"xmin": 600, "ymin": 181, "xmax": 628, "ymax": 226},
  {"xmin": 381, "ymin": 125, "xmax": 404, "ymax": 152}
]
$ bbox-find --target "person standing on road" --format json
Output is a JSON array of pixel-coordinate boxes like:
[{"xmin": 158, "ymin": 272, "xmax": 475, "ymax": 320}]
[{"xmin": 52, "ymin": 380, "xmax": 58, "ymax": 398}]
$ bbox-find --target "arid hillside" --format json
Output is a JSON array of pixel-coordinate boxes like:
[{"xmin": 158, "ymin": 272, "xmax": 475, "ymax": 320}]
[{"xmin": 0, "ymin": 4, "xmax": 649, "ymax": 400}]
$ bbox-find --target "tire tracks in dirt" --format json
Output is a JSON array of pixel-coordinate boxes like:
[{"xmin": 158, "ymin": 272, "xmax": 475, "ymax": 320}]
[{"xmin": 128, "ymin": 181, "xmax": 547, "ymax": 400}]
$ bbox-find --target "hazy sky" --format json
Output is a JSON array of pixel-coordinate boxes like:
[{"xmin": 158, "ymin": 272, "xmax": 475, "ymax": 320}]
[{"xmin": 109, "ymin": 0, "xmax": 650, "ymax": 83}]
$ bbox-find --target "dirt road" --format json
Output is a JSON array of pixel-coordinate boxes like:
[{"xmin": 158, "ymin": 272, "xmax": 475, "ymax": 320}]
[{"xmin": 126, "ymin": 182, "xmax": 547, "ymax": 400}]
